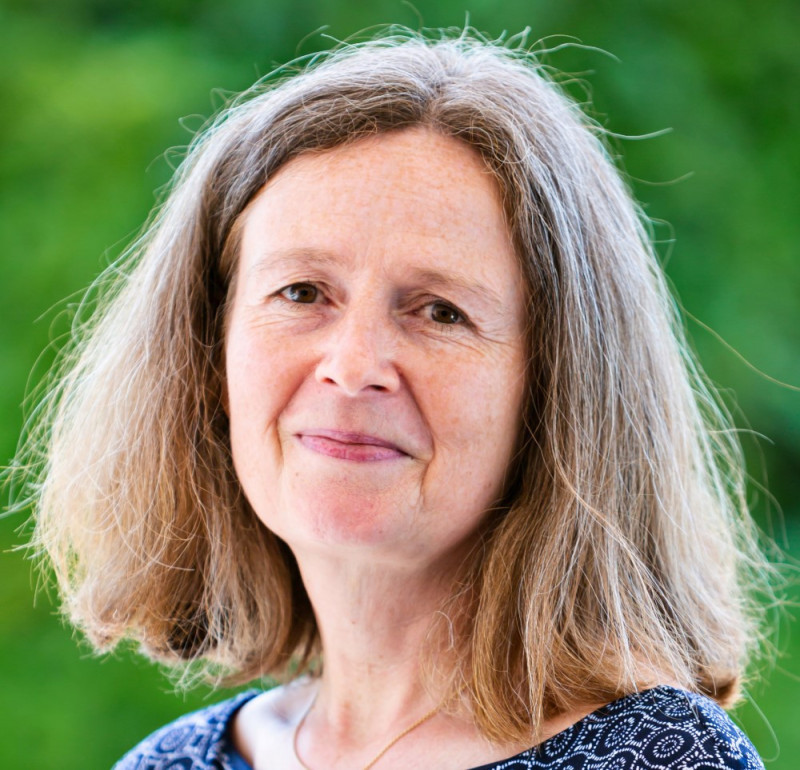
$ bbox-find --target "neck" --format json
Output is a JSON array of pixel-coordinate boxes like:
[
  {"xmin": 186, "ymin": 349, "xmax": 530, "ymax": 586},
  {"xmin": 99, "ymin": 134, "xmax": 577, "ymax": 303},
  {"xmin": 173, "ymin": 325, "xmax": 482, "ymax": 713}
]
[
  {"xmin": 292, "ymin": 545, "xmax": 470, "ymax": 755},
  {"xmin": 236, "ymin": 544, "xmax": 537, "ymax": 770}
]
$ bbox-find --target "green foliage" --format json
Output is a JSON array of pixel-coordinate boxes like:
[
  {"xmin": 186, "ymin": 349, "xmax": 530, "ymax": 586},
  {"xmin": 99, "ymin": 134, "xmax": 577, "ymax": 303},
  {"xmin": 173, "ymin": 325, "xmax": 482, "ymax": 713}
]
[{"xmin": 1, "ymin": 1, "xmax": 798, "ymax": 767}]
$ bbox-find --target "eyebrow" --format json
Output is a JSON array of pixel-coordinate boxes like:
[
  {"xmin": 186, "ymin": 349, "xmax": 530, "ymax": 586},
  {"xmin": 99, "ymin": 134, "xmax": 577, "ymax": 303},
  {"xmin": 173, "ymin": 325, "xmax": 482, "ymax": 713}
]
[
  {"xmin": 246, "ymin": 247, "xmax": 346, "ymax": 280},
  {"xmin": 247, "ymin": 248, "xmax": 509, "ymax": 314},
  {"xmin": 407, "ymin": 267, "xmax": 506, "ymax": 314}
]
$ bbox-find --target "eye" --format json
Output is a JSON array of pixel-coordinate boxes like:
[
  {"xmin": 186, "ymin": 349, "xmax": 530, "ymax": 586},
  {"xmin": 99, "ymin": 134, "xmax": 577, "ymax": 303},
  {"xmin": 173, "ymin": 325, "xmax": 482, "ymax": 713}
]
[
  {"xmin": 280, "ymin": 283, "xmax": 319, "ymax": 303},
  {"xmin": 429, "ymin": 301, "xmax": 464, "ymax": 325}
]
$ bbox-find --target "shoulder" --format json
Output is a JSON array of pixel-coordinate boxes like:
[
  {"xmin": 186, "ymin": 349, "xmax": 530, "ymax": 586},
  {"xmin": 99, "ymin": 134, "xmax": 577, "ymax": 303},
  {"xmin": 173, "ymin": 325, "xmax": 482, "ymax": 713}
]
[
  {"xmin": 232, "ymin": 678, "xmax": 318, "ymax": 766},
  {"xmin": 526, "ymin": 686, "xmax": 764, "ymax": 770},
  {"xmin": 484, "ymin": 687, "xmax": 763, "ymax": 769},
  {"xmin": 113, "ymin": 690, "xmax": 259, "ymax": 770}
]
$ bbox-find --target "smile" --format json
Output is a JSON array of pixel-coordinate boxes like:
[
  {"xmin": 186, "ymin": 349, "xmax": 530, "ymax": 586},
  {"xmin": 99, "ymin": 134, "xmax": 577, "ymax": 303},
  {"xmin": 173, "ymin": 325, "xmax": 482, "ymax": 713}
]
[{"xmin": 296, "ymin": 430, "xmax": 408, "ymax": 462}]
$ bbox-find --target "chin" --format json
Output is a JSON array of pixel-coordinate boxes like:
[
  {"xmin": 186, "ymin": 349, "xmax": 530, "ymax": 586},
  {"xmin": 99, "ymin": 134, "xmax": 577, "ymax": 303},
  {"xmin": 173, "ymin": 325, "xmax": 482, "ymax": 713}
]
[
  {"xmin": 258, "ymin": 484, "xmax": 411, "ymax": 554},
  {"xmin": 305, "ymin": 502, "xmax": 393, "ymax": 547}
]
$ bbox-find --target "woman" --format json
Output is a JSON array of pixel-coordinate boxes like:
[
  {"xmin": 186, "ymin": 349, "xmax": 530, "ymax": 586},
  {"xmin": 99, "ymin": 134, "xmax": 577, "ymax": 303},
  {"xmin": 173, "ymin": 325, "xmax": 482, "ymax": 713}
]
[{"xmin": 19, "ymin": 31, "xmax": 769, "ymax": 769}]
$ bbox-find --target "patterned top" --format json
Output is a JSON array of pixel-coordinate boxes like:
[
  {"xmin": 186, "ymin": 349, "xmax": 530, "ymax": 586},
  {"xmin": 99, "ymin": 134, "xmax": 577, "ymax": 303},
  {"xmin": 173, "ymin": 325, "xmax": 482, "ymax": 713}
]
[{"xmin": 113, "ymin": 686, "xmax": 764, "ymax": 769}]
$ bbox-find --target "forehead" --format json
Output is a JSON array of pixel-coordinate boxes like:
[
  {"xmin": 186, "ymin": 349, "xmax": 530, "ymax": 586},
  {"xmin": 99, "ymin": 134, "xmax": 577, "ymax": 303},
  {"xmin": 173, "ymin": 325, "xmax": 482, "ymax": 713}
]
[{"xmin": 236, "ymin": 128, "xmax": 522, "ymax": 305}]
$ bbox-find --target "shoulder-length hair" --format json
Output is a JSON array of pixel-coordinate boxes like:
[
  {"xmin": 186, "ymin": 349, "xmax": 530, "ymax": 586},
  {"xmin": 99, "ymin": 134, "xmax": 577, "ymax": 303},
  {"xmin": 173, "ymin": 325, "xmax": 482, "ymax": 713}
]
[{"xmin": 17, "ymin": 29, "xmax": 771, "ymax": 744}]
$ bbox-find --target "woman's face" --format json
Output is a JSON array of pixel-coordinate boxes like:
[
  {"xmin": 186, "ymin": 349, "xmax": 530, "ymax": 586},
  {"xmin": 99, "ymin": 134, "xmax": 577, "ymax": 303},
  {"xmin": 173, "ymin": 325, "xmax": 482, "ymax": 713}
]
[{"xmin": 225, "ymin": 127, "xmax": 526, "ymax": 568}]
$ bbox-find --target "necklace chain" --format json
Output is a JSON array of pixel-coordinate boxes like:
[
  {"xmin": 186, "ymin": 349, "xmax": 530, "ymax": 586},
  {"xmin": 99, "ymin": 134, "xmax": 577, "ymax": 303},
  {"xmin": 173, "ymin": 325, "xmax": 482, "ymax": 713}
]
[{"xmin": 292, "ymin": 689, "xmax": 444, "ymax": 770}]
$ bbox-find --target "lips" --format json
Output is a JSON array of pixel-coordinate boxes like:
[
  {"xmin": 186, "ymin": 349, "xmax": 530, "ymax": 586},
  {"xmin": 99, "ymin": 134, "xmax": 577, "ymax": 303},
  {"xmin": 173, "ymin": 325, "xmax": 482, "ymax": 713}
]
[{"xmin": 296, "ymin": 429, "xmax": 408, "ymax": 462}]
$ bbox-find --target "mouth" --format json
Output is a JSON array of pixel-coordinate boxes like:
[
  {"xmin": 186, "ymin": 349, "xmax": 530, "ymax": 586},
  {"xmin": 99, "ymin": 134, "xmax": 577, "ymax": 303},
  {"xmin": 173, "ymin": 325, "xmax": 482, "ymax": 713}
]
[{"xmin": 296, "ymin": 429, "xmax": 409, "ymax": 462}]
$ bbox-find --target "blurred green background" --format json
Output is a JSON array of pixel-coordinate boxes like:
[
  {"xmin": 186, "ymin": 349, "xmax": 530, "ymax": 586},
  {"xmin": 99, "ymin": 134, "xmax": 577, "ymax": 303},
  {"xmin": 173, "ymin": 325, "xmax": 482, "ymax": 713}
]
[{"xmin": 1, "ymin": 1, "xmax": 798, "ymax": 767}]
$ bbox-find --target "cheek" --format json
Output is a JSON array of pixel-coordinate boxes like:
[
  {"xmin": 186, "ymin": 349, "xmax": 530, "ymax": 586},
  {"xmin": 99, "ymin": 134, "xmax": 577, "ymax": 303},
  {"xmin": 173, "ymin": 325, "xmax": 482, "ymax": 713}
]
[
  {"xmin": 427, "ymin": 347, "xmax": 523, "ymax": 434},
  {"xmin": 226, "ymin": 338, "xmax": 275, "ymax": 430},
  {"xmin": 225, "ymin": 327, "xmax": 304, "ymax": 498},
  {"xmin": 225, "ymin": 316, "xmax": 309, "ymax": 420},
  {"xmin": 418, "ymin": 348, "xmax": 525, "ymax": 493}
]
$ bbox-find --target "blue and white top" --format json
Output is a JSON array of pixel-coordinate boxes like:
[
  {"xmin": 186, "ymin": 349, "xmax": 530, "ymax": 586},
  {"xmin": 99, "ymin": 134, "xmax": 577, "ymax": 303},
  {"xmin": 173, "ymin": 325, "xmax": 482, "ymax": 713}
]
[{"xmin": 114, "ymin": 685, "xmax": 764, "ymax": 769}]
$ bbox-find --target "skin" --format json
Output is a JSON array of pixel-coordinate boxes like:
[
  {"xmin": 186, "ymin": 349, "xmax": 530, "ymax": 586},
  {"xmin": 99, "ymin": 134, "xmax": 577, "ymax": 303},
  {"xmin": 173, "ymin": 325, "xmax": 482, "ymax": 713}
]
[
  {"xmin": 225, "ymin": 128, "xmax": 590, "ymax": 769},
  {"xmin": 225, "ymin": 128, "xmax": 527, "ymax": 567}
]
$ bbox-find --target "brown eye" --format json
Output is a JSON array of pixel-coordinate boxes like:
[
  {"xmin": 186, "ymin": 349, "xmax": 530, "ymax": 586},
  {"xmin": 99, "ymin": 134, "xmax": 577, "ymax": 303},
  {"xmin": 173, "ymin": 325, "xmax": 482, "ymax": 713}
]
[
  {"xmin": 430, "ymin": 302, "xmax": 462, "ymax": 325},
  {"xmin": 282, "ymin": 283, "xmax": 318, "ymax": 303}
]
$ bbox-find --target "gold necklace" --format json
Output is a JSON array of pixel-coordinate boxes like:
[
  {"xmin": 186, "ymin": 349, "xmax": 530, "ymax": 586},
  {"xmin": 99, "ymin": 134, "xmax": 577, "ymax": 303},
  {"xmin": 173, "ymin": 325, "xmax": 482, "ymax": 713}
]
[{"xmin": 292, "ymin": 690, "xmax": 444, "ymax": 770}]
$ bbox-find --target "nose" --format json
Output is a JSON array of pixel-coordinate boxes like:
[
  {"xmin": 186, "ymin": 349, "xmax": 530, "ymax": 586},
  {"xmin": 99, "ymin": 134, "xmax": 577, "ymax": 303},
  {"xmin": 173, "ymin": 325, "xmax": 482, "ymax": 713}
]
[{"xmin": 315, "ymin": 306, "xmax": 400, "ymax": 396}]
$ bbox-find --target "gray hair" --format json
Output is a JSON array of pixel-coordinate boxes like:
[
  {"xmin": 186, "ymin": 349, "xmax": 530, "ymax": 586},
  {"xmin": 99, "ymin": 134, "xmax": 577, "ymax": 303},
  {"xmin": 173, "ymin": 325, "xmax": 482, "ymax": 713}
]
[{"xmin": 17, "ymin": 30, "xmax": 772, "ymax": 743}]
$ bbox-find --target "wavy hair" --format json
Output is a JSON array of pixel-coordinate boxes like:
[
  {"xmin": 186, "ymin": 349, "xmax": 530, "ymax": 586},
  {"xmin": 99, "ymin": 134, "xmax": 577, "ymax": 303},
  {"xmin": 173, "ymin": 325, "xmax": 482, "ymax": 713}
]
[{"xmin": 15, "ymin": 29, "xmax": 772, "ymax": 744}]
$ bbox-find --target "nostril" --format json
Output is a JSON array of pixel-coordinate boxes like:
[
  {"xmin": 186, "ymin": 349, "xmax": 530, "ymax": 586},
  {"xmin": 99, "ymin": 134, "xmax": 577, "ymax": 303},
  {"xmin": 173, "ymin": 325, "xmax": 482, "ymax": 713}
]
[{"xmin": 320, "ymin": 376, "xmax": 391, "ymax": 393}]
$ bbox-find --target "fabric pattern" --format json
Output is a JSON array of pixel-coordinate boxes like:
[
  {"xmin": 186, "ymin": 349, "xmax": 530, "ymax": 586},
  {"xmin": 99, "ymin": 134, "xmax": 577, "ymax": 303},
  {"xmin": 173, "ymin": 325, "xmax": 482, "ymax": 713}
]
[
  {"xmin": 113, "ymin": 686, "xmax": 764, "ymax": 769},
  {"xmin": 114, "ymin": 690, "xmax": 257, "ymax": 770},
  {"xmin": 470, "ymin": 687, "xmax": 763, "ymax": 770}
]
